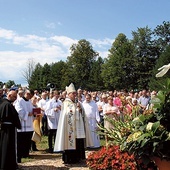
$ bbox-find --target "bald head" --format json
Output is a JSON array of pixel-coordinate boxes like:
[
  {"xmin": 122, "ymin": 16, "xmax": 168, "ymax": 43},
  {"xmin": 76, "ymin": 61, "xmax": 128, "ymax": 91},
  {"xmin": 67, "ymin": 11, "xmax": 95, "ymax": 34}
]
[{"xmin": 7, "ymin": 90, "xmax": 17, "ymax": 102}]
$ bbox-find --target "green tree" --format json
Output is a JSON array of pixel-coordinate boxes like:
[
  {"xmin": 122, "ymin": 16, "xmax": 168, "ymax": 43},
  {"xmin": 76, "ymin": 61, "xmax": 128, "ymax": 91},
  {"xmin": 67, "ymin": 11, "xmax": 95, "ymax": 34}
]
[
  {"xmin": 0, "ymin": 82, "xmax": 4, "ymax": 88},
  {"xmin": 41, "ymin": 63, "xmax": 52, "ymax": 88},
  {"xmin": 101, "ymin": 33, "xmax": 136, "ymax": 90},
  {"xmin": 88, "ymin": 56, "xmax": 104, "ymax": 91},
  {"xmin": 149, "ymin": 45, "xmax": 170, "ymax": 90},
  {"xmin": 51, "ymin": 60, "xmax": 67, "ymax": 90},
  {"xmin": 29, "ymin": 63, "xmax": 43, "ymax": 90},
  {"xmin": 65, "ymin": 39, "xmax": 98, "ymax": 89},
  {"xmin": 60, "ymin": 62, "xmax": 74, "ymax": 90},
  {"xmin": 5, "ymin": 80, "xmax": 16, "ymax": 88},
  {"xmin": 131, "ymin": 26, "xmax": 158, "ymax": 89},
  {"xmin": 153, "ymin": 21, "xmax": 170, "ymax": 53}
]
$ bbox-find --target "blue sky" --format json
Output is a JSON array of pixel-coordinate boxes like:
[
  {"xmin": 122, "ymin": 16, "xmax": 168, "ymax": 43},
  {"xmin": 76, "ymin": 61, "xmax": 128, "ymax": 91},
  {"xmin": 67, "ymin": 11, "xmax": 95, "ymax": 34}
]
[{"xmin": 0, "ymin": 0, "xmax": 170, "ymax": 86}]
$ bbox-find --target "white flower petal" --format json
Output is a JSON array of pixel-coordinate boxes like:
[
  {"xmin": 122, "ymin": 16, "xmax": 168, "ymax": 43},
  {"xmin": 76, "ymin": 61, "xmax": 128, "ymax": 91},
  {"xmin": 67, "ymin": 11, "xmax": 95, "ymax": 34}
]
[{"xmin": 156, "ymin": 63, "xmax": 170, "ymax": 77}]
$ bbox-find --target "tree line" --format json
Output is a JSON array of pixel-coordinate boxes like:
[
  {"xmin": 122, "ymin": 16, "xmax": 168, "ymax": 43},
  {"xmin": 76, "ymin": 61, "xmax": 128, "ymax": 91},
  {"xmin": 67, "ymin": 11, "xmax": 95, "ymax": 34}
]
[{"xmin": 1, "ymin": 21, "xmax": 170, "ymax": 92}]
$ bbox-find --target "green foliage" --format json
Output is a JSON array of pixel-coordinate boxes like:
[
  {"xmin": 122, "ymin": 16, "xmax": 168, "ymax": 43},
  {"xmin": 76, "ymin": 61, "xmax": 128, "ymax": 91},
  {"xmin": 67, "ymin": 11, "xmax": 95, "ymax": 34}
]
[
  {"xmin": 88, "ymin": 57, "xmax": 105, "ymax": 90},
  {"xmin": 29, "ymin": 61, "xmax": 67, "ymax": 91},
  {"xmin": 5, "ymin": 80, "xmax": 16, "ymax": 88},
  {"xmin": 0, "ymin": 82, "xmax": 4, "ymax": 88},
  {"xmin": 25, "ymin": 21, "xmax": 170, "ymax": 91},
  {"xmin": 149, "ymin": 45, "xmax": 170, "ymax": 90},
  {"xmin": 101, "ymin": 33, "xmax": 136, "ymax": 90},
  {"xmin": 65, "ymin": 39, "xmax": 99, "ymax": 89},
  {"xmin": 153, "ymin": 21, "xmax": 170, "ymax": 53},
  {"xmin": 37, "ymin": 135, "xmax": 48, "ymax": 150},
  {"xmin": 51, "ymin": 61, "xmax": 66, "ymax": 89},
  {"xmin": 131, "ymin": 26, "xmax": 158, "ymax": 89},
  {"xmin": 100, "ymin": 78, "xmax": 170, "ymax": 167},
  {"xmin": 29, "ymin": 63, "xmax": 43, "ymax": 90}
]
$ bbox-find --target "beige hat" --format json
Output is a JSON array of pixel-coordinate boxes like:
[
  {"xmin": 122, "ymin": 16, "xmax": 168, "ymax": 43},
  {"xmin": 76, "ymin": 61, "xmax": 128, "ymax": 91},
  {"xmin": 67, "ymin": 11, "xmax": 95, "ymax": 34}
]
[{"xmin": 66, "ymin": 83, "xmax": 76, "ymax": 94}]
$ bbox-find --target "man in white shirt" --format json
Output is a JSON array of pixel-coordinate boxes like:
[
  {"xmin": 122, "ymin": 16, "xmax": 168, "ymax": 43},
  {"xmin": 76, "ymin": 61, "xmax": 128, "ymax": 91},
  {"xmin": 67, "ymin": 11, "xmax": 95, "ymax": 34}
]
[
  {"xmin": 45, "ymin": 90, "xmax": 62, "ymax": 153},
  {"xmin": 38, "ymin": 92, "xmax": 48, "ymax": 135},
  {"xmin": 15, "ymin": 89, "xmax": 34, "ymax": 163}
]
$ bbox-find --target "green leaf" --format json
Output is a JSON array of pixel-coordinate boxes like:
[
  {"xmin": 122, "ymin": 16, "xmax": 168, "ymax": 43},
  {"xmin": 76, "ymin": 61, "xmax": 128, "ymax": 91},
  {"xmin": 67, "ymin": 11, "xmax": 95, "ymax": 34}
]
[
  {"xmin": 136, "ymin": 133, "xmax": 151, "ymax": 143},
  {"xmin": 152, "ymin": 121, "xmax": 160, "ymax": 133},
  {"xmin": 138, "ymin": 114, "xmax": 146, "ymax": 122},
  {"xmin": 166, "ymin": 78, "xmax": 170, "ymax": 90},
  {"xmin": 141, "ymin": 138, "xmax": 150, "ymax": 147}
]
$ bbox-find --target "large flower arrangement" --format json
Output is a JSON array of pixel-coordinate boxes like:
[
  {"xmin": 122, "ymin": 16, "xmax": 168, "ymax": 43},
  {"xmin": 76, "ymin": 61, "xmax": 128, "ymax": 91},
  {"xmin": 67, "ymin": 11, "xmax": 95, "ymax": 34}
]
[{"xmin": 86, "ymin": 145, "xmax": 137, "ymax": 170}]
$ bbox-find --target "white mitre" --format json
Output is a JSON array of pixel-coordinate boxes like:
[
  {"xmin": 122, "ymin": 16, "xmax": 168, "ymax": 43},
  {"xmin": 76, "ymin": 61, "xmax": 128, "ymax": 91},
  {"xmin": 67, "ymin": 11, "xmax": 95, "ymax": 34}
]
[
  {"xmin": 66, "ymin": 83, "xmax": 76, "ymax": 94},
  {"xmin": 156, "ymin": 63, "xmax": 170, "ymax": 77}
]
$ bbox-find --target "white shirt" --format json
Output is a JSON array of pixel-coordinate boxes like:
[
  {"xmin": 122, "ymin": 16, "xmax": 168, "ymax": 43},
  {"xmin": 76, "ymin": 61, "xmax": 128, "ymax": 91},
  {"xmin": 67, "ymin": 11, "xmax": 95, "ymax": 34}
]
[
  {"xmin": 38, "ymin": 98, "xmax": 47, "ymax": 115},
  {"xmin": 45, "ymin": 98, "xmax": 62, "ymax": 129},
  {"xmin": 83, "ymin": 100, "xmax": 100, "ymax": 122},
  {"xmin": 15, "ymin": 97, "xmax": 34, "ymax": 132}
]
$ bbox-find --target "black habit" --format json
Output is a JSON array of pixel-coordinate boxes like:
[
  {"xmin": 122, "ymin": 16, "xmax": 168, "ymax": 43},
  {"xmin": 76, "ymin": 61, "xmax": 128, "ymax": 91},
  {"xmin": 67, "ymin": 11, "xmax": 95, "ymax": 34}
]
[{"xmin": 0, "ymin": 98, "xmax": 21, "ymax": 170}]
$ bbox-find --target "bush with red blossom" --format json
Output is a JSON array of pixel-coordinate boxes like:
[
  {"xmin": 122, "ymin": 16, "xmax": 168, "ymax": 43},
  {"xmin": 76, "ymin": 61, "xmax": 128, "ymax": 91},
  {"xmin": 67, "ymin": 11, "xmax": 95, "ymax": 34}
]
[{"xmin": 86, "ymin": 145, "xmax": 137, "ymax": 170}]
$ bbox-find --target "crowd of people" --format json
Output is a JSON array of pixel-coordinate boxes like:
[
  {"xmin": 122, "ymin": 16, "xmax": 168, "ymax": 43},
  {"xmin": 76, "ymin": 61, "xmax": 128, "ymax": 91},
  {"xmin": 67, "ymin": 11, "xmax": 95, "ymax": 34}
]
[{"xmin": 0, "ymin": 84, "xmax": 157, "ymax": 169}]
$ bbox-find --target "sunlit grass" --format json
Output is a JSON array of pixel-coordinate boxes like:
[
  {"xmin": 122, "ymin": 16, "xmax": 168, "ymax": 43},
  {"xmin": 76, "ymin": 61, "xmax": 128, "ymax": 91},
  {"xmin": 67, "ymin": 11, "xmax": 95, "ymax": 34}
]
[
  {"xmin": 21, "ymin": 135, "xmax": 105, "ymax": 163},
  {"xmin": 37, "ymin": 135, "xmax": 48, "ymax": 150},
  {"xmin": 21, "ymin": 135, "xmax": 48, "ymax": 163}
]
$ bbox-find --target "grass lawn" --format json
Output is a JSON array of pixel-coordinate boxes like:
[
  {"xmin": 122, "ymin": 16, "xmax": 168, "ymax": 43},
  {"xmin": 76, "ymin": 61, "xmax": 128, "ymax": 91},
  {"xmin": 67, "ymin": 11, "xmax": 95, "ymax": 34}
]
[
  {"xmin": 21, "ymin": 135, "xmax": 105, "ymax": 163},
  {"xmin": 21, "ymin": 136, "xmax": 48, "ymax": 163}
]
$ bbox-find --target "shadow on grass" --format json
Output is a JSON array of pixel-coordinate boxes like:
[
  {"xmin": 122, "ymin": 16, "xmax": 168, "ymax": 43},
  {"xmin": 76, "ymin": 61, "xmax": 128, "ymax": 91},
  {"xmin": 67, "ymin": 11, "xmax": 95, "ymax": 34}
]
[
  {"xmin": 18, "ymin": 150, "xmax": 88, "ymax": 170},
  {"xmin": 18, "ymin": 165, "xmax": 69, "ymax": 170},
  {"xmin": 18, "ymin": 160, "xmax": 88, "ymax": 170}
]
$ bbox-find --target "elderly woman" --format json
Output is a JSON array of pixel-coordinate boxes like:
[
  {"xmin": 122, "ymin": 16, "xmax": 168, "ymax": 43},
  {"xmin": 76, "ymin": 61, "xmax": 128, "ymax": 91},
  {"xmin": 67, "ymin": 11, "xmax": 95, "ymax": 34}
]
[{"xmin": 103, "ymin": 96, "xmax": 120, "ymax": 145}]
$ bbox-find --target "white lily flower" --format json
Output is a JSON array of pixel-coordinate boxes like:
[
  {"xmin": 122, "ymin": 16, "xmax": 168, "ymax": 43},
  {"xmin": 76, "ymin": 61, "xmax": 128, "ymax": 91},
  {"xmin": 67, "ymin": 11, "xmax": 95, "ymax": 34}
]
[
  {"xmin": 146, "ymin": 122, "xmax": 154, "ymax": 131},
  {"xmin": 156, "ymin": 63, "xmax": 170, "ymax": 77}
]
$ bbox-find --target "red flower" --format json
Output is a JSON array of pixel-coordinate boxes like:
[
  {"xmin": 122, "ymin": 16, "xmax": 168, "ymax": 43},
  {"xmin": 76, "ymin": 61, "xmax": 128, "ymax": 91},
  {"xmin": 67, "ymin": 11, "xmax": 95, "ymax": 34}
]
[{"xmin": 86, "ymin": 145, "xmax": 137, "ymax": 170}]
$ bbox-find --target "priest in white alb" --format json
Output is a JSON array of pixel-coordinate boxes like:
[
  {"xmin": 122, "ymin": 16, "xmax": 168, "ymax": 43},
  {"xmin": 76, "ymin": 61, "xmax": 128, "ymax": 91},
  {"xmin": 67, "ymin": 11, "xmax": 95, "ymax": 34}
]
[{"xmin": 82, "ymin": 93, "xmax": 100, "ymax": 148}]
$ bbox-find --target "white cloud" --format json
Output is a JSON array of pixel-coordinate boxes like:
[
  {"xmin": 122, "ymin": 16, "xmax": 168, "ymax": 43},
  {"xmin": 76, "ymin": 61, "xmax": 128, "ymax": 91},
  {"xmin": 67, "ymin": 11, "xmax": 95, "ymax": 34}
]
[
  {"xmin": 98, "ymin": 50, "xmax": 110, "ymax": 58},
  {"xmin": 51, "ymin": 36, "xmax": 77, "ymax": 47},
  {"xmin": 45, "ymin": 21, "xmax": 62, "ymax": 29},
  {"xmin": 89, "ymin": 38, "xmax": 114, "ymax": 48},
  {"xmin": 45, "ymin": 22, "xmax": 56, "ymax": 29},
  {"xmin": 0, "ymin": 28, "xmax": 16, "ymax": 39},
  {"xmin": 0, "ymin": 28, "xmax": 112, "ymax": 86},
  {"xmin": 57, "ymin": 22, "xmax": 62, "ymax": 26}
]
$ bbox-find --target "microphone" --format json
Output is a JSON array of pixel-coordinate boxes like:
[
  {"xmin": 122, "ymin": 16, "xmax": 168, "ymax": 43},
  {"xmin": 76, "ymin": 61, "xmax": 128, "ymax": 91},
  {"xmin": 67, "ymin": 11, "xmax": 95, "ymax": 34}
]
[{"xmin": 75, "ymin": 97, "xmax": 78, "ymax": 104}]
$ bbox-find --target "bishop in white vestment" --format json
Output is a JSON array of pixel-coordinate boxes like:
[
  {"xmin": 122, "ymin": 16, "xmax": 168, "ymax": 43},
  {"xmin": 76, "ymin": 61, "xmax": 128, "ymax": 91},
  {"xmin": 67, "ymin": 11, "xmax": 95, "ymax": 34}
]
[{"xmin": 54, "ymin": 83, "xmax": 93, "ymax": 164}]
